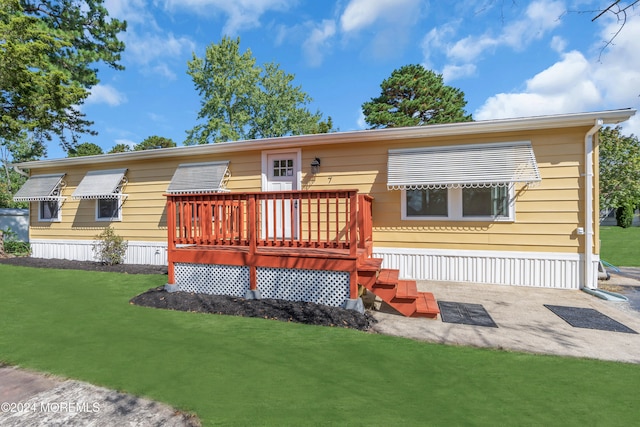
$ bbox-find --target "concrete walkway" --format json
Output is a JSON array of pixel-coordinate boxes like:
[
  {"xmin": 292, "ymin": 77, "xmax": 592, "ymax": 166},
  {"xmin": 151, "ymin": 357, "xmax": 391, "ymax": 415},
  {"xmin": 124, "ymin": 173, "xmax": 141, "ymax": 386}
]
[
  {"xmin": 0, "ymin": 367, "xmax": 199, "ymax": 426},
  {"xmin": 372, "ymin": 271, "xmax": 640, "ymax": 364}
]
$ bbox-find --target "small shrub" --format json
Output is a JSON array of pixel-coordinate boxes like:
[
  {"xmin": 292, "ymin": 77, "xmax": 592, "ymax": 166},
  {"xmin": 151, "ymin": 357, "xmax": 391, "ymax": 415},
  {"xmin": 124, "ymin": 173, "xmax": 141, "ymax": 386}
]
[
  {"xmin": 4, "ymin": 240, "xmax": 31, "ymax": 256},
  {"xmin": 616, "ymin": 205, "xmax": 635, "ymax": 228},
  {"xmin": 1, "ymin": 228, "xmax": 31, "ymax": 256},
  {"xmin": 92, "ymin": 226, "xmax": 128, "ymax": 265}
]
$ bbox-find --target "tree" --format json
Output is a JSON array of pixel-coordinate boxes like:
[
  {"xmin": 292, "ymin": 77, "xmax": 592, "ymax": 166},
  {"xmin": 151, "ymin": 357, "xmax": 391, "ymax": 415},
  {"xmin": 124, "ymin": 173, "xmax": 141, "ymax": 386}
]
[
  {"xmin": 599, "ymin": 126, "xmax": 640, "ymax": 217},
  {"xmin": 108, "ymin": 143, "xmax": 131, "ymax": 154},
  {"xmin": 362, "ymin": 65, "xmax": 473, "ymax": 129},
  {"xmin": 0, "ymin": 0, "xmax": 126, "ymax": 151},
  {"xmin": 67, "ymin": 142, "xmax": 103, "ymax": 157},
  {"xmin": 134, "ymin": 136, "xmax": 176, "ymax": 151},
  {"xmin": 1, "ymin": 132, "xmax": 45, "ymax": 207},
  {"xmin": 186, "ymin": 36, "xmax": 327, "ymax": 144}
]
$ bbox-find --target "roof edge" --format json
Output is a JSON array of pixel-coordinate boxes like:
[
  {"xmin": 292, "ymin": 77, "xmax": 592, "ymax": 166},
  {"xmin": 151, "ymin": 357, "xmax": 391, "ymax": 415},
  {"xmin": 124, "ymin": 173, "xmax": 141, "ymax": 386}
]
[{"xmin": 15, "ymin": 108, "xmax": 636, "ymax": 170}]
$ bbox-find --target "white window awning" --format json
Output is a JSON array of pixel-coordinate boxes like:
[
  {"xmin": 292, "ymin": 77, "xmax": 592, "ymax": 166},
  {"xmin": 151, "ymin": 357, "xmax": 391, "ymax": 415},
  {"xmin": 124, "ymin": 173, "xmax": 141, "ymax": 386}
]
[
  {"xmin": 166, "ymin": 161, "xmax": 230, "ymax": 194},
  {"xmin": 72, "ymin": 169, "xmax": 128, "ymax": 200},
  {"xmin": 13, "ymin": 173, "xmax": 66, "ymax": 202},
  {"xmin": 387, "ymin": 141, "xmax": 541, "ymax": 190}
]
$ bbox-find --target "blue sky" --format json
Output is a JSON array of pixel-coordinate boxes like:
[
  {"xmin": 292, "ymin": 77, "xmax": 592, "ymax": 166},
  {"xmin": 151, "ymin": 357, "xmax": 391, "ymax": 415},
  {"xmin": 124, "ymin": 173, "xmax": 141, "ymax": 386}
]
[{"xmin": 54, "ymin": 0, "xmax": 640, "ymax": 159}]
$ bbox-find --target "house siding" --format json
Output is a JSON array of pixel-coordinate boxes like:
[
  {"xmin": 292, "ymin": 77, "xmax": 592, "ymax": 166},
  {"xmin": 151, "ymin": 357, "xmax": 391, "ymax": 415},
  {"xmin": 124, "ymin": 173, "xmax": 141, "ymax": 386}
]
[{"xmin": 24, "ymin": 124, "xmax": 596, "ymax": 288}]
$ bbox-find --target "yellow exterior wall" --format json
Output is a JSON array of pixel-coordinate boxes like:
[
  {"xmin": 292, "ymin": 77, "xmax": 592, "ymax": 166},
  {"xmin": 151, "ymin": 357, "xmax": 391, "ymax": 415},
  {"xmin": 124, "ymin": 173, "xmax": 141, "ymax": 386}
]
[{"xmin": 29, "ymin": 125, "xmax": 591, "ymax": 256}]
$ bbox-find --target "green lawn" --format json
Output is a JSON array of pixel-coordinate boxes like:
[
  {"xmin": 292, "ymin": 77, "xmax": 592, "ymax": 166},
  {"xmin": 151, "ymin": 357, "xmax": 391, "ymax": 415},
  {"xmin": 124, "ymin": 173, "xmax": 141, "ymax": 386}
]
[
  {"xmin": 1, "ymin": 265, "xmax": 640, "ymax": 426},
  {"xmin": 600, "ymin": 226, "xmax": 640, "ymax": 267}
]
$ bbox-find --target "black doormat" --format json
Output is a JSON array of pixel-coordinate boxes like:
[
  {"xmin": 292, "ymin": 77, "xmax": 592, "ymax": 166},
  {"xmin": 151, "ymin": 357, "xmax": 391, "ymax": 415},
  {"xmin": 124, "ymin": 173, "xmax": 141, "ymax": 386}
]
[
  {"xmin": 544, "ymin": 305, "xmax": 637, "ymax": 334},
  {"xmin": 437, "ymin": 301, "xmax": 498, "ymax": 328}
]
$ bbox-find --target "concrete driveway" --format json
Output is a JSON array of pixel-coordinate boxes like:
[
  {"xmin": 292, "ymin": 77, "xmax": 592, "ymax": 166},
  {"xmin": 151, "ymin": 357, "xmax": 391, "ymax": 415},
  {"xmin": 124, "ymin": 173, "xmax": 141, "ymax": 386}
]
[{"xmin": 372, "ymin": 271, "xmax": 640, "ymax": 364}]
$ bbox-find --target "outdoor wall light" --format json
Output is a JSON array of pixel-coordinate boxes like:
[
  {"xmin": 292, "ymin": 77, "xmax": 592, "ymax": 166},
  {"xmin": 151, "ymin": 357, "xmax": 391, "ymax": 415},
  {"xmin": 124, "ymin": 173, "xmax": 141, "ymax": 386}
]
[{"xmin": 311, "ymin": 157, "xmax": 321, "ymax": 174}]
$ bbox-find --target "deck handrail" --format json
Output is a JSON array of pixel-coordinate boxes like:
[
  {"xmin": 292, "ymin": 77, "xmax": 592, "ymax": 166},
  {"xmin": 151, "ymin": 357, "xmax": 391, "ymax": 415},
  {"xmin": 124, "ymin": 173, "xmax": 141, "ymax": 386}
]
[{"xmin": 165, "ymin": 190, "xmax": 373, "ymax": 257}]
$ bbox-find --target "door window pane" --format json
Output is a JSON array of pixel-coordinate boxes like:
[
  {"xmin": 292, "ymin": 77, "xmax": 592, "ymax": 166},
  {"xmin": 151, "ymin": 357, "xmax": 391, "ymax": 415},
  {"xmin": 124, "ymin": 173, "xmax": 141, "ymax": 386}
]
[
  {"xmin": 273, "ymin": 159, "xmax": 294, "ymax": 177},
  {"xmin": 406, "ymin": 188, "xmax": 448, "ymax": 216}
]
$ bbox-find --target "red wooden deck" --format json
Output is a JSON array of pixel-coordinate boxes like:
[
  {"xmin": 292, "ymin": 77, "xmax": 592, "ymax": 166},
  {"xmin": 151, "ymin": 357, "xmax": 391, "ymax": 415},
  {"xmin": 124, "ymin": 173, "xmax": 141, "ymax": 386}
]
[{"xmin": 165, "ymin": 190, "xmax": 438, "ymax": 318}]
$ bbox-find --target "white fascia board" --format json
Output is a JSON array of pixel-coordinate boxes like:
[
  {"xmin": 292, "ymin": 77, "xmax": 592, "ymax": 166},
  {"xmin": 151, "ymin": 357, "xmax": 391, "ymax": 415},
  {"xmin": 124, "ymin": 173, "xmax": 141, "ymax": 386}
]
[{"xmin": 14, "ymin": 109, "xmax": 636, "ymax": 171}]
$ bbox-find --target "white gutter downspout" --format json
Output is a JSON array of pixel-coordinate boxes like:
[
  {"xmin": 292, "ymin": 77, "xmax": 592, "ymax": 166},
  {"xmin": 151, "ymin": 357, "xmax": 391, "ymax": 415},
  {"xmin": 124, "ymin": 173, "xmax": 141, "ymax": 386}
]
[
  {"xmin": 12, "ymin": 166, "xmax": 29, "ymax": 177},
  {"xmin": 581, "ymin": 122, "xmax": 629, "ymax": 302},
  {"xmin": 583, "ymin": 120, "xmax": 602, "ymax": 290}
]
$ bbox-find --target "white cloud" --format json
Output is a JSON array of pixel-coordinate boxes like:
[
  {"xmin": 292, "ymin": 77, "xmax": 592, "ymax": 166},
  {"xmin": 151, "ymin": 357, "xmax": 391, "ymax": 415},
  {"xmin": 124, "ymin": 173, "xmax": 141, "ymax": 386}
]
[
  {"xmin": 475, "ymin": 50, "xmax": 601, "ymax": 119},
  {"xmin": 475, "ymin": 15, "xmax": 640, "ymax": 128},
  {"xmin": 125, "ymin": 32, "xmax": 195, "ymax": 66},
  {"xmin": 550, "ymin": 35, "xmax": 567, "ymax": 53},
  {"xmin": 339, "ymin": 0, "xmax": 422, "ymax": 60},
  {"xmin": 302, "ymin": 20, "xmax": 336, "ymax": 67},
  {"xmin": 162, "ymin": 0, "xmax": 293, "ymax": 34},
  {"xmin": 86, "ymin": 84, "xmax": 127, "ymax": 106},
  {"xmin": 356, "ymin": 110, "xmax": 367, "ymax": 129},
  {"xmin": 114, "ymin": 139, "xmax": 137, "ymax": 149},
  {"xmin": 340, "ymin": 0, "xmax": 419, "ymax": 33},
  {"xmin": 104, "ymin": 0, "xmax": 152, "ymax": 25},
  {"xmin": 442, "ymin": 64, "xmax": 477, "ymax": 82},
  {"xmin": 448, "ymin": 0, "xmax": 565, "ymax": 63}
]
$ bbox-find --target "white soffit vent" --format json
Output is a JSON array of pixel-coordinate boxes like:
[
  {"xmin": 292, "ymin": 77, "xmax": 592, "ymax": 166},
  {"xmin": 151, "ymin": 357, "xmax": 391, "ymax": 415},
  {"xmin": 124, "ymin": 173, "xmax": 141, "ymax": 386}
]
[
  {"xmin": 13, "ymin": 173, "xmax": 66, "ymax": 202},
  {"xmin": 387, "ymin": 141, "xmax": 541, "ymax": 189},
  {"xmin": 72, "ymin": 168, "xmax": 128, "ymax": 199},
  {"xmin": 166, "ymin": 161, "xmax": 230, "ymax": 194}
]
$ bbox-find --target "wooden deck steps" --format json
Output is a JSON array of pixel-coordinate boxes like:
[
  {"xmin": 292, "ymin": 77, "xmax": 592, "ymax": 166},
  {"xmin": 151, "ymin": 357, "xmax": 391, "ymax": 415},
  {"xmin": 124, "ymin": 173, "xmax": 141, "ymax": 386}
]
[{"xmin": 357, "ymin": 258, "xmax": 439, "ymax": 319}]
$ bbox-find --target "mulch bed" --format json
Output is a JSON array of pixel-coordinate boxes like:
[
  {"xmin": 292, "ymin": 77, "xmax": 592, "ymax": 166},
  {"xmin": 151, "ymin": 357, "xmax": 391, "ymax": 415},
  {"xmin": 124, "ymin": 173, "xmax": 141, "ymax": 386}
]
[
  {"xmin": 131, "ymin": 287, "xmax": 377, "ymax": 331},
  {"xmin": 0, "ymin": 256, "xmax": 376, "ymax": 331},
  {"xmin": 0, "ymin": 255, "xmax": 167, "ymax": 274}
]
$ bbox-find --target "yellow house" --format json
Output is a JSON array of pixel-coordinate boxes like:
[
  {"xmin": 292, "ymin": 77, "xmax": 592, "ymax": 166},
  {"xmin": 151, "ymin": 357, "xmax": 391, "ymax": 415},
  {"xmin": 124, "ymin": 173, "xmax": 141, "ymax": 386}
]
[{"xmin": 12, "ymin": 109, "xmax": 636, "ymax": 313}]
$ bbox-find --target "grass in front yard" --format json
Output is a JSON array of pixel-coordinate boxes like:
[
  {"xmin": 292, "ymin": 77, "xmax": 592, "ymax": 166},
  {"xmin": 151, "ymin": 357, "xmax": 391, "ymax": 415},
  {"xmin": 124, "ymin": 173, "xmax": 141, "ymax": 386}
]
[
  {"xmin": 1, "ymin": 264, "xmax": 640, "ymax": 426},
  {"xmin": 600, "ymin": 226, "xmax": 640, "ymax": 267}
]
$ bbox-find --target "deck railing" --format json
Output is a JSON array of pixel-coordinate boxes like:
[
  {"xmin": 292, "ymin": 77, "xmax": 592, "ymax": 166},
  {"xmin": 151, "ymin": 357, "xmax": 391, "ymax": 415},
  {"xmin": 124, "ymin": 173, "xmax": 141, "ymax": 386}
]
[{"xmin": 166, "ymin": 190, "xmax": 373, "ymax": 258}]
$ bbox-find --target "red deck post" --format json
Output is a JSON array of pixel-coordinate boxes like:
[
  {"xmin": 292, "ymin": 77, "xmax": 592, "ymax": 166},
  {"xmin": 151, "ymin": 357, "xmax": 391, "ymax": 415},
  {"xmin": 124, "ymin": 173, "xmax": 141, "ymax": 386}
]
[
  {"xmin": 349, "ymin": 192, "xmax": 359, "ymax": 299},
  {"xmin": 248, "ymin": 195, "xmax": 257, "ymax": 291},
  {"xmin": 166, "ymin": 196, "xmax": 176, "ymax": 284}
]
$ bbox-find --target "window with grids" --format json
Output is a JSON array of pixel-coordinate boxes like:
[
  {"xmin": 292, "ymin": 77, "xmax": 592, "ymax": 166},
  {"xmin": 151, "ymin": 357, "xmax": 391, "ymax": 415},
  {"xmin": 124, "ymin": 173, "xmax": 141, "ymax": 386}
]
[{"xmin": 273, "ymin": 159, "xmax": 294, "ymax": 177}]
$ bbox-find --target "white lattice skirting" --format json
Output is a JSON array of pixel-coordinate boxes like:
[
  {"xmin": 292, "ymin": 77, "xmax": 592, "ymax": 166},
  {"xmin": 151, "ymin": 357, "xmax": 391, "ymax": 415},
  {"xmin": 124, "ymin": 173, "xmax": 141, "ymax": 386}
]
[
  {"xmin": 373, "ymin": 247, "xmax": 599, "ymax": 289},
  {"xmin": 174, "ymin": 263, "xmax": 350, "ymax": 307}
]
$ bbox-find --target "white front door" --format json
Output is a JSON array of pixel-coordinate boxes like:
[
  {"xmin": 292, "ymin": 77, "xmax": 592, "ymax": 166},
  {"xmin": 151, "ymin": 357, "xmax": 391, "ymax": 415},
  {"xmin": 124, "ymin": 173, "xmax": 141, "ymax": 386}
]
[{"xmin": 264, "ymin": 151, "xmax": 300, "ymax": 239}]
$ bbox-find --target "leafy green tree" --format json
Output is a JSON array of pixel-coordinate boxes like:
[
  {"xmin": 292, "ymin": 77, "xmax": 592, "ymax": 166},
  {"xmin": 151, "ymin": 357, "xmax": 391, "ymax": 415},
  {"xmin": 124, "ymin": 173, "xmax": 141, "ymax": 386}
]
[
  {"xmin": 362, "ymin": 64, "xmax": 473, "ymax": 129},
  {"xmin": 248, "ymin": 62, "xmax": 321, "ymax": 139},
  {"xmin": 108, "ymin": 143, "xmax": 131, "ymax": 154},
  {"xmin": 134, "ymin": 136, "xmax": 177, "ymax": 151},
  {"xmin": 67, "ymin": 142, "xmax": 103, "ymax": 157},
  {"xmin": 186, "ymin": 36, "xmax": 327, "ymax": 144},
  {"xmin": 599, "ymin": 126, "xmax": 640, "ymax": 216},
  {"xmin": 1, "ymin": 132, "xmax": 45, "ymax": 207},
  {"xmin": 0, "ymin": 0, "xmax": 126, "ymax": 151}
]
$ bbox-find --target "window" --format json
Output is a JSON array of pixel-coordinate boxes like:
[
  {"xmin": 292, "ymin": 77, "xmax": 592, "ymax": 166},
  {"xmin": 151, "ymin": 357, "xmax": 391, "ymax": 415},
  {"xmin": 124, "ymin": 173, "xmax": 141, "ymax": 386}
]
[
  {"xmin": 462, "ymin": 187, "xmax": 509, "ymax": 217},
  {"xmin": 39, "ymin": 200, "xmax": 61, "ymax": 222},
  {"xmin": 402, "ymin": 186, "xmax": 514, "ymax": 221},
  {"xmin": 72, "ymin": 169, "xmax": 128, "ymax": 222},
  {"xmin": 406, "ymin": 188, "xmax": 448, "ymax": 217},
  {"xmin": 97, "ymin": 198, "xmax": 121, "ymax": 221},
  {"xmin": 389, "ymin": 141, "xmax": 539, "ymax": 222},
  {"xmin": 13, "ymin": 173, "xmax": 66, "ymax": 222}
]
